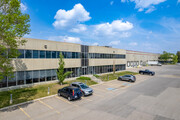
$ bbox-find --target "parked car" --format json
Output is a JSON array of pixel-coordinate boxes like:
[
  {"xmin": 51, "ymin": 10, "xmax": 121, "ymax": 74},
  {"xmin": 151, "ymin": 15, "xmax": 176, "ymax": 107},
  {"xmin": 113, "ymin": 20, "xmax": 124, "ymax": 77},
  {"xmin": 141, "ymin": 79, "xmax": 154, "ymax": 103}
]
[
  {"xmin": 70, "ymin": 82, "xmax": 93, "ymax": 96},
  {"xmin": 118, "ymin": 75, "xmax": 136, "ymax": 82},
  {"xmin": 139, "ymin": 69, "xmax": 155, "ymax": 76},
  {"xmin": 58, "ymin": 86, "xmax": 82, "ymax": 101},
  {"xmin": 157, "ymin": 63, "xmax": 162, "ymax": 66}
]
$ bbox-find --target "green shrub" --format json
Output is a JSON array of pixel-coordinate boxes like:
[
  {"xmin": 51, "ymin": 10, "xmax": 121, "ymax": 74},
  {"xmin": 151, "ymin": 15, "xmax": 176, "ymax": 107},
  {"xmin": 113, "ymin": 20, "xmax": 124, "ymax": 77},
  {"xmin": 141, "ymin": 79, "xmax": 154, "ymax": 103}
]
[
  {"xmin": 100, "ymin": 71, "xmax": 139, "ymax": 81},
  {"xmin": 93, "ymin": 74, "xmax": 100, "ymax": 78},
  {"xmin": 76, "ymin": 76, "xmax": 91, "ymax": 80}
]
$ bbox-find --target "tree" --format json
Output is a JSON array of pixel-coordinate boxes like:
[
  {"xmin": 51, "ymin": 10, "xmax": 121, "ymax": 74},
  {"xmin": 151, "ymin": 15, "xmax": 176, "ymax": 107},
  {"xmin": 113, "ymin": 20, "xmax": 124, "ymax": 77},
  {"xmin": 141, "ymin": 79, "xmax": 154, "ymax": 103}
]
[
  {"xmin": 0, "ymin": 0, "xmax": 30, "ymax": 81},
  {"xmin": 57, "ymin": 52, "xmax": 72, "ymax": 85},
  {"xmin": 159, "ymin": 51, "xmax": 172, "ymax": 63},
  {"xmin": 172, "ymin": 55, "xmax": 178, "ymax": 64},
  {"xmin": 177, "ymin": 51, "xmax": 180, "ymax": 63}
]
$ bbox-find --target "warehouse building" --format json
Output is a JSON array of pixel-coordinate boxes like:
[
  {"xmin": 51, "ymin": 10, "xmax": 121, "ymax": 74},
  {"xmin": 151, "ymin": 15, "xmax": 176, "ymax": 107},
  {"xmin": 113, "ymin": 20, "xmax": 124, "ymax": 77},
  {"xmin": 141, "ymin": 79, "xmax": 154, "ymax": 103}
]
[
  {"xmin": 0, "ymin": 38, "xmax": 160, "ymax": 89},
  {"xmin": 126, "ymin": 50, "xmax": 160, "ymax": 68}
]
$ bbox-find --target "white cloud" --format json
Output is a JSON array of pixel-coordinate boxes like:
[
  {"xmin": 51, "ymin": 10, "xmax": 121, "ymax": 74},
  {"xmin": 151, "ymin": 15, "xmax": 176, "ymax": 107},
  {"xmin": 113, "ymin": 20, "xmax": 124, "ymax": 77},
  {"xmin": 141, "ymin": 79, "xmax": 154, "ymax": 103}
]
[
  {"xmin": 110, "ymin": 1, "xmax": 114, "ymax": 5},
  {"xmin": 48, "ymin": 36, "xmax": 82, "ymax": 44},
  {"xmin": 20, "ymin": 3, "xmax": 27, "ymax": 12},
  {"xmin": 70, "ymin": 24, "xmax": 87, "ymax": 33},
  {"xmin": 145, "ymin": 6, "xmax": 156, "ymax": 13},
  {"xmin": 53, "ymin": 3, "xmax": 91, "ymax": 32},
  {"xmin": 122, "ymin": 0, "xmax": 166, "ymax": 13},
  {"xmin": 52, "ymin": 4, "xmax": 133, "ymax": 40},
  {"xmin": 178, "ymin": 0, "xmax": 180, "ymax": 3},
  {"xmin": 93, "ymin": 20, "xmax": 133, "ymax": 36},
  {"xmin": 129, "ymin": 42, "xmax": 138, "ymax": 46},
  {"xmin": 92, "ymin": 42, "xmax": 99, "ymax": 46},
  {"xmin": 138, "ymin": 8, "xmax": 144, "ymax": 12},
  {"xmin": 109, "ymin": 41, "xmax": 120, "ymax": 45}
]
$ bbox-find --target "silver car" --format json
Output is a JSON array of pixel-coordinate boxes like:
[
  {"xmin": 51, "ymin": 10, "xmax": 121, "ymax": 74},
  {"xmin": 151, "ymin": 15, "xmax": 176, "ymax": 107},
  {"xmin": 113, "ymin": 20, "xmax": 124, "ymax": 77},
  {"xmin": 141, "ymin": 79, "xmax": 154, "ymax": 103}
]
[
  {"xmin": 70, "ymin": 82, "xmax": 93, "ymax": 96},
  {"xmin": 118, "ymin": 75, "xmax": 136, "ymax": 82}
]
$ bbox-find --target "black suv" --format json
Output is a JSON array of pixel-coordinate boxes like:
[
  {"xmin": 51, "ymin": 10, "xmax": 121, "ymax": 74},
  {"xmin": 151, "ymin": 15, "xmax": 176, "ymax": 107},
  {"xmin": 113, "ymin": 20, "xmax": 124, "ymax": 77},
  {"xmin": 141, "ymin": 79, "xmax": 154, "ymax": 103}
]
[{"xmin": 58, "ymin": 86, "xmax": 82, "ymax": 101}]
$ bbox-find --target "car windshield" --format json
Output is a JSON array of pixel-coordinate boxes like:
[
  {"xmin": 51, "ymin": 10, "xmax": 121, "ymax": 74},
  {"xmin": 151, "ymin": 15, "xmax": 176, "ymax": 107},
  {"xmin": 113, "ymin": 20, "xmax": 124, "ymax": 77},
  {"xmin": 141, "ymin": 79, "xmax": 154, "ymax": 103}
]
[
  {"xmin": 80, "ymin": 84, "xmax": 89, "ymax": 89},
  {"xmin": 145, "ymin": 69, "xmax": 149, "ymax": 71}
]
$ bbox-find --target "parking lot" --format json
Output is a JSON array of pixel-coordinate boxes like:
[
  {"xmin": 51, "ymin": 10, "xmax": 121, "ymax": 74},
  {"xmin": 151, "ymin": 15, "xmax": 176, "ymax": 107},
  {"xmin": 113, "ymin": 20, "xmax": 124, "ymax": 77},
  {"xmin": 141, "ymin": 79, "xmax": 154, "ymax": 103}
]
[{"xmin": 0, "ymin": 65, "xmax": 180, "ymax": 120}]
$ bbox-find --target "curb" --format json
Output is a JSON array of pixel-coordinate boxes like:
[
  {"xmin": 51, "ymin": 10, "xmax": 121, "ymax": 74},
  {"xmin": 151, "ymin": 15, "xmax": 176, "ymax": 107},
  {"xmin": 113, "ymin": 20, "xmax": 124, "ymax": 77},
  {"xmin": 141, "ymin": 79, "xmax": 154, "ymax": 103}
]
[
  {"xmin": 0, "ymin": 72, "xmax": 139, "ymax": 110},
  {"xmin": 0, "ymin": 94, "xmax": 57, "ymax": 111}
]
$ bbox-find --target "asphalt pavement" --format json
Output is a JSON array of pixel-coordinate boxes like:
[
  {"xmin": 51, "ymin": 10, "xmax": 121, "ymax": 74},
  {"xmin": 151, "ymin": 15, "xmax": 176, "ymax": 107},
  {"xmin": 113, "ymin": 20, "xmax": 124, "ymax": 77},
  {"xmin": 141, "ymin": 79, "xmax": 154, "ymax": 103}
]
[{"xmin": 0, "ymin": 65, "xmax": 180, "ymax": 120}]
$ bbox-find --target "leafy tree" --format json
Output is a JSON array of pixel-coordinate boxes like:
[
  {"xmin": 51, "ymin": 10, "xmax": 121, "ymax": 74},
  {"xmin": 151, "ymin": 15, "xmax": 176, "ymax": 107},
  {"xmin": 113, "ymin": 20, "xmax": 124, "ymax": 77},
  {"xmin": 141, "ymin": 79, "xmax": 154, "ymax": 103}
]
[
  {"xmin": 57, "ymin": 52, "xmax": 72, "ymax": 85},
  {"xmin": 0, "ymin": 0, "xmax": 30, "ymax": 81},
  {"xmin": 172, "ymin": 55, "xmax": 178, "ymax": 64},
  {"xmin": 177, "ymin": 51, "xmax": 180, "ymax": 63},
  {"xmin": 159, "ymin": 51, "xmax": 172, "ymax": 63}
]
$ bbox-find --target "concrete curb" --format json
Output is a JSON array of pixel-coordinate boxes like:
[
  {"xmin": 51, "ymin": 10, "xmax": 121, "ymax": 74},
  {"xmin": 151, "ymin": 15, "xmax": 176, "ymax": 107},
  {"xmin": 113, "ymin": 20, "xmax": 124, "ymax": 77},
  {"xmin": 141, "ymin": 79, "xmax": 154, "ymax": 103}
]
[
  {"xmin": 0, "ymin": 81, "xmax": 104, "ymax": 110},
  {"xmin": 0, "ymin": 94, "xmax": 57, "ymax": 111},
  {"xmin": 0, "ymin": 82, "xmax": 102, "ymax": 110},
  {"xmin": 0, "ymin": 72, "xmax": 140, "ymax": 110}
]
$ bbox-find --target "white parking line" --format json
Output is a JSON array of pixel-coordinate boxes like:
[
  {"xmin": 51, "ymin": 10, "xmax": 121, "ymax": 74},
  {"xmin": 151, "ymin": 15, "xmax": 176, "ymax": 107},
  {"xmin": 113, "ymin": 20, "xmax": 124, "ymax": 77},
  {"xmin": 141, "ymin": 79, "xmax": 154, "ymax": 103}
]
[
  {"xmin": 38, "ymin": 100, "xmax": 60, "ymax": 114},
  {"xmin": 55, "ymin": 96, "xmax": 79, "ymax": 107}
]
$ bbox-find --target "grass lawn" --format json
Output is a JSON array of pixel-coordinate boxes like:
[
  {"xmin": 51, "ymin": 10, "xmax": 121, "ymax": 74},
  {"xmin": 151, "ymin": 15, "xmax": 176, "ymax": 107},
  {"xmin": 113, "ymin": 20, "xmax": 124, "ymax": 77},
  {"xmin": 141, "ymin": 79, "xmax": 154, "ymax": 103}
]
[
  {"xmin": 0, "ymin": 77, "xmax": 97, "ymax": 109},
  {"xmin": 65, "ymin": 76, "xmax": 97, "ymax": 86},
  {"xmin": 99, "ymin": 71, "xmax": 139, "ymax": 81}
]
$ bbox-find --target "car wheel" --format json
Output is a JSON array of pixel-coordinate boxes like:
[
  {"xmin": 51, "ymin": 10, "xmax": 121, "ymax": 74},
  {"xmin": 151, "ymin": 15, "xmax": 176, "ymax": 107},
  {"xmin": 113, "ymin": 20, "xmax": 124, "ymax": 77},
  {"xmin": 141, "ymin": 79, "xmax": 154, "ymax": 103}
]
[
  {"xmin": 140, "ymin": 72, "xmax": 143, "ymax": 75},
  {"xmin": 68, "ymin": 96, "xmax": 71, "ymax": 101},
  {"xmin": 118, "ymin": 78, "xmax": 122, "ymax": 81},
  {"xmin": 58, "ymin": 92, "xmax": 61, "ymax": 96},
  {"xmin": 129, "ymin": 79, "xmax": 132, "ymax": 82}
]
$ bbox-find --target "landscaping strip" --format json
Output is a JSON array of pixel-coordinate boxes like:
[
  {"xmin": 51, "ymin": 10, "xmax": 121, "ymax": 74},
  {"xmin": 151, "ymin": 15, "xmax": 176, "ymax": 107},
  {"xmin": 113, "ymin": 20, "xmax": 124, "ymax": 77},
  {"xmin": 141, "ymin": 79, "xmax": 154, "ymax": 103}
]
[
  {"xmin": 99, "ymin": 71, "xmax": 139, "ymax": 81},
  {"xmin": 0, "ymin": 78, "xmax": 97, "ymax": 109}
]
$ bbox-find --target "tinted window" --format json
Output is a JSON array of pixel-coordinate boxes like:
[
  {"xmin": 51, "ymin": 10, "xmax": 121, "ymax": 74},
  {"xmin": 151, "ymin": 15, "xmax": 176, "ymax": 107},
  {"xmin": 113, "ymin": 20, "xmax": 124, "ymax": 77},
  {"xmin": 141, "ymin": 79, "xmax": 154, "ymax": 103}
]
[
  {"xmin": 71, "ymin": 84, "xmax": 76, "ymax": 87},
  {"xmin": 62, "ymin": 52, "xmax": 67, "ymax": 58},
  {"xmin": 66, "ymin": 52, "xmax": 72, "ymax": 58},
  {"xmin": 57, "ymin": 51, "xmax": 60, "ymax": 58},
  {"xmin": 18, "ymin": 49, "xmax": 25, "ymax": 58},
  {"xmin": 40, "ymin": 51, "xmax": 45, "ymax": 58},
  {"xmin": 72, "ymin": 52, "xmax": 76, "ymax": 58},
  {"xmin": 40, "ymin": 70, "xmax": 46, "ymax": 82},
  {"xmin": 33, "ymin": 70, "xmax": 39, "ymax": 83},
  {"xmin": 46, "ymin": 51, "xmax": 51, "ymax": 58},
  {"xmin": 52, "ymin": 51, "xmax": 56, "ymax": 58},
  {"xmin": 74, "ymin": 88, "xmax": 81, "ymax": 93},
  {"xmin": 25, "ymin": 50, "xmax": 32, "ymax": 58},
  {"xmin": 33, "ymin": 50, "xmax": 39, "ymax": 58},
  {"xmin": 17, "ymin": 71, "xmax": 25, "ymax": 85},
  {"xmin": 26, "ymin": 71, "xmax": 33, "ymax": 84},
  {"xmin": 80, "ymin": 84, "xmax": 89, "ymax": 89}
]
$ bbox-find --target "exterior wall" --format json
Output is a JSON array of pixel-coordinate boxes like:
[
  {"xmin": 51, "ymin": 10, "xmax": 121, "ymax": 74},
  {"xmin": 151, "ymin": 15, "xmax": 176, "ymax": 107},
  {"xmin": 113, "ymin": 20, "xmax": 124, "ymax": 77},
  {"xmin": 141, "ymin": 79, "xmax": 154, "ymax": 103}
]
[
  {"xmin": 88, "ymin": 46, "xmax": 126, "ymax": 66},
  {"xmin": 89, "ymin": 46, "xmax": 126, "ymax": 54},
  {"xmin": 13, "ymin": 38, "xmax": 81, "ymax": 71},
  {"xmin": 12, "ymin": 59, "xmax": 81, "ymax": 71},
  {"xmin": 89, "ymin": 59, "xmax": 126, "ymax": 66},
  {"xmin": 18, "ymin": 38, "xmax": 81, "ymax": 52},
  {"xmin": 126, "ymin": 50, "xmax": 160, "ymax": 67},
  {"xmin": 0, "ymin": 38, "xmax": 160, "ymax": 89}
]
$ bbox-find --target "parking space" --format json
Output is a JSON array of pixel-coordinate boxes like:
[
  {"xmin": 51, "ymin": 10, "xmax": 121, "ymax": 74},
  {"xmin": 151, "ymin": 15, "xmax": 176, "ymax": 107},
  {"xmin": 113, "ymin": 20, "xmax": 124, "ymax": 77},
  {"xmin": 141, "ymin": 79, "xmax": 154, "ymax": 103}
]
[
  {"xmin": 1, "ymin": 73, "xmax": 150, "ymax": 119},
  {"xmin": 1, "ymin": 65, "xmax": 179, "ymax": 120},
  {"xmin": 0, "ymin": 79, "xmax": 137, "ymax": 120}
]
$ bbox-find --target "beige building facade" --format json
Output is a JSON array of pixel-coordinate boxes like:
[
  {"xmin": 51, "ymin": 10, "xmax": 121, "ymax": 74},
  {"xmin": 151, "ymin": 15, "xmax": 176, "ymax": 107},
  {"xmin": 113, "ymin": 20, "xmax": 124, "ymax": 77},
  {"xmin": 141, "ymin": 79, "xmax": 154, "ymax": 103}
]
[
  {"xmin": 126, "ymin": 50, "xmax": 160, "ymax": 67},
  {"xmin": 0, "ymin": 38, "xmax": 159, "ymax": 89}
]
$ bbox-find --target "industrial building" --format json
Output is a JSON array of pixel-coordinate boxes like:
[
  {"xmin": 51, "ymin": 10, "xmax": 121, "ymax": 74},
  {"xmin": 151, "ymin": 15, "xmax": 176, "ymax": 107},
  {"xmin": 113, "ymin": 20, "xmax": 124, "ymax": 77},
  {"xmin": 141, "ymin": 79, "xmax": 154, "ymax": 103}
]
[{"xmin": 0, "ymin": 38, "xmax": 160, "ymax": 89}]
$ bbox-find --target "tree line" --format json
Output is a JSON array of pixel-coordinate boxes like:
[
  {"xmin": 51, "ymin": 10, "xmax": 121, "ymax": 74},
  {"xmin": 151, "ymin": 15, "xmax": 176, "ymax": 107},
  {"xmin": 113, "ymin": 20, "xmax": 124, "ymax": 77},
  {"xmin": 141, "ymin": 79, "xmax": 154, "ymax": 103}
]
[{"xmin": 159, "ymin": 51, "xmax": 179, "ymax": 64}]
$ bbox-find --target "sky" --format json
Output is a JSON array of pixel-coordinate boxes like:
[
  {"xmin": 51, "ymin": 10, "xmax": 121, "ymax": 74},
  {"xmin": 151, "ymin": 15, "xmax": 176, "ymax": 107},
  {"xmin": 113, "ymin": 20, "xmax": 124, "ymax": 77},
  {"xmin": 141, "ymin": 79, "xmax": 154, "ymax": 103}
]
[{"xmin": 20, "ymin": 0, "xmax": 180, "ymax": 54}]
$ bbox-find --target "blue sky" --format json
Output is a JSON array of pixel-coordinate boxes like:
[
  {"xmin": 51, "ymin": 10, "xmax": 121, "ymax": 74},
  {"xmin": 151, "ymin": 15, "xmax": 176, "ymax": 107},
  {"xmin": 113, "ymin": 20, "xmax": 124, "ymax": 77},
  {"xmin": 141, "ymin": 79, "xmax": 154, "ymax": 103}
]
[{"xmin": 21, "ymin": 0, "xmax": 180, "ymax": 54}]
